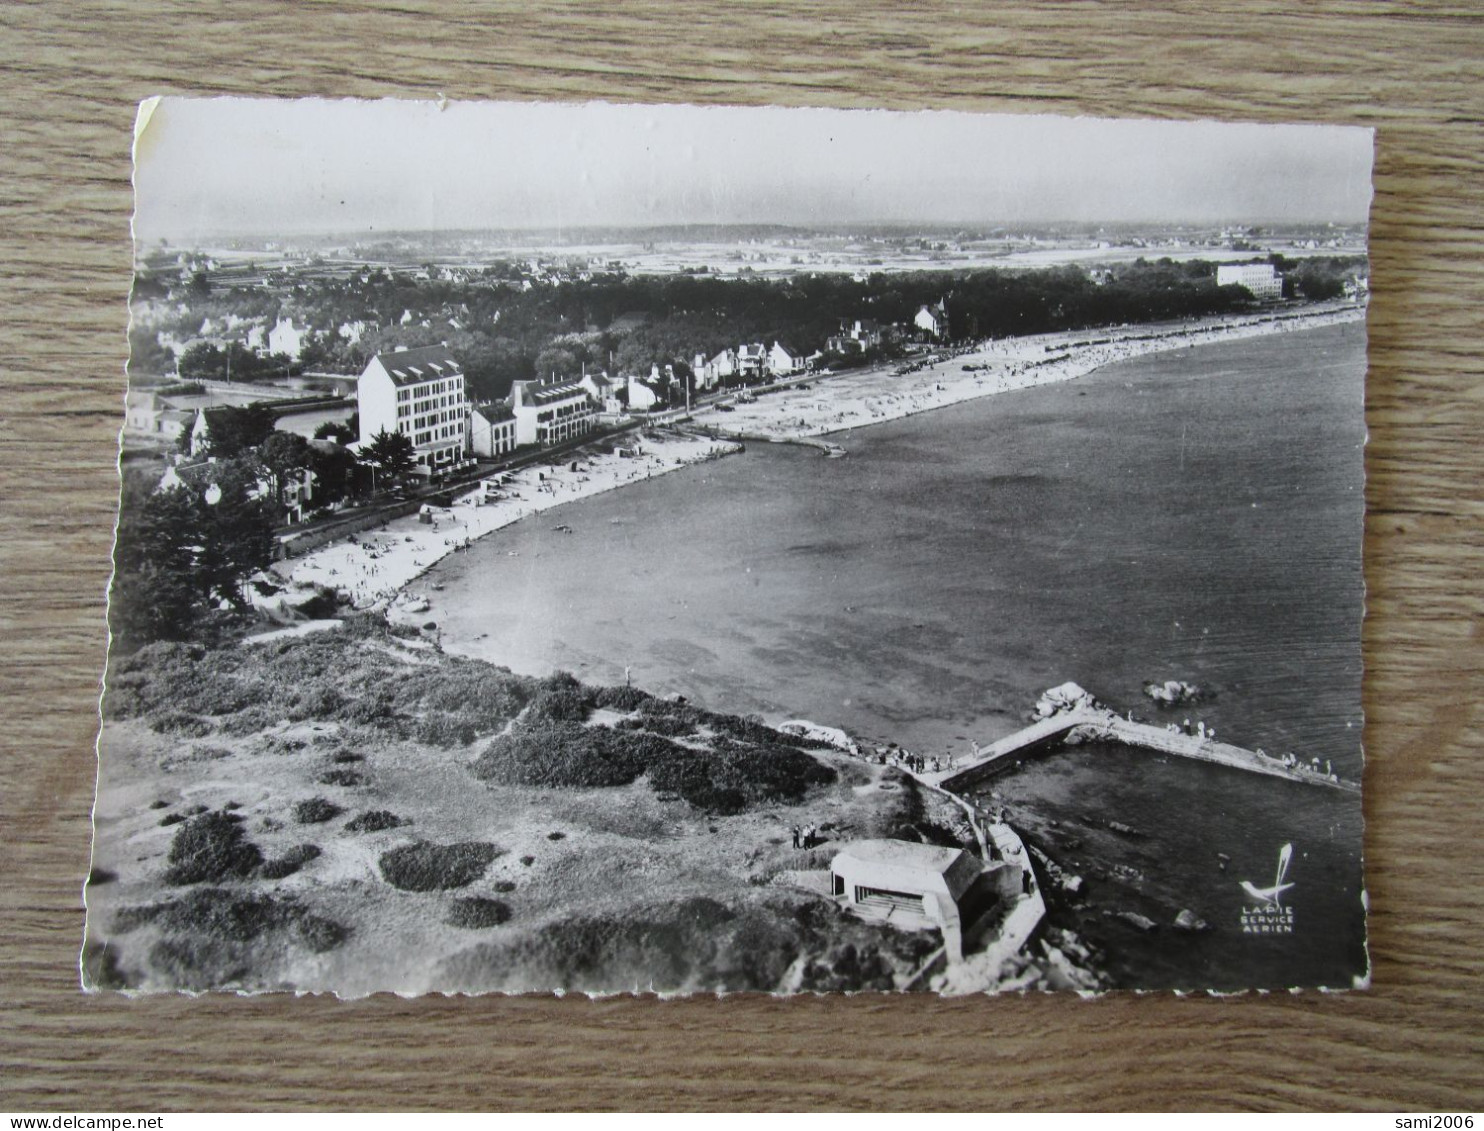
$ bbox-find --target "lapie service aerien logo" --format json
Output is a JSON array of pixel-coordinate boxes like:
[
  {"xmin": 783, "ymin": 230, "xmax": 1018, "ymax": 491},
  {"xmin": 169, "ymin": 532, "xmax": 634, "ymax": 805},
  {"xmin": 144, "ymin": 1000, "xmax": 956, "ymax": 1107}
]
[{"xmin": 1239, "ymin": 842, "xmax": 1295, "ymax": 935}]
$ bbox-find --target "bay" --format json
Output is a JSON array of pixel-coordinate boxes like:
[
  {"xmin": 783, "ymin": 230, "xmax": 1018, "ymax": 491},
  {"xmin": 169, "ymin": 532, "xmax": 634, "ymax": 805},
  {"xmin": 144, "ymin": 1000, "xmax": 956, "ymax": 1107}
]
[{"xmin": 429, "ymin": 321, "xmax": 1368, "ymax": 989}]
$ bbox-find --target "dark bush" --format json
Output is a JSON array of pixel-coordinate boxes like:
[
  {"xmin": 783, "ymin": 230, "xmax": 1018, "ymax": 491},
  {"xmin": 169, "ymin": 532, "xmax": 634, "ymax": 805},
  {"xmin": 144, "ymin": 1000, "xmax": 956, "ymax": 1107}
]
[
  {"xmin": 296, "ymin": 914, "xmax": 348, "ymax": 952},
  {"xmin": 638, "ymin": 714, "xmax": 698, "ymax": 738},
  {"xmin": 492, "ymin": 880, "xmax": 517, "ymax": 893},
  {"xmin": 639, "ymin": 698, "xmax": 705, "ymax": 726},
  {"xmin": 472, "ymin": 720, "xmax": 649, "ymax": 788},
  {"xmin": 121, "ymin": 888, "xmax": 348, "ymax": 988},
  {"xmin": 343, "ymin": 697, "xmax": 396, "ymax": 726},
  {"xmin": 151, "ymin": 712, "xmax": 215, "ymax": 738},
  {"xmin": 81, "ymin": 940, "xmax": 129, "ymax": 991},
  {"xmin": 414, "ymin": 712, "xmax": 478, "ymax": 748},
  {"xmin": 260, "ymin": 844, "xmax": 322, "ymax": 879},
  {"xmin": 88, "ymin": 867, "xmax": 117, "ymax": 886},
  {"xmin": 471, "ymin": 719, "xmax": 835, "ymax": 814},
  {"xmin": 184, "ymin": 680, "xmax": 267, "ymax": 716},
  {"xmin": 159, "ymin": 813, "xmax": 184, "ymax": 827},
  {"xmin": 219, "ymin": 706, "xmax": 279, "ymax": 737},
  {"xmin": 293, "ymin": 798, "xmax": 343, "ymax": 824},
  {"xmin": 589, "ymin": 684, "xmax": 651, "ymax": 711},
  {"xmin": 331, "ymin": 751, "xmax": 364, "ymax": 764},
  {"xmin": 526, "ymin": 688, "xmax": 589, "ymax": 724},
  {"xmin": 446, "ymin": 896, "xmax": 513, "ymax": 929},
  {"xmin": 345, "ymin": 810, "xmax": 405, "ymax": 833},
  {"xmin": 378, "ymin": 841, "xmax": 501, "ymax": 891},
  {"xmin": 288, "ymin": 686, "xmax": 345, "ymax": 721},
  {"xmin": 317, "ymin": 769, "xmax": 363, "ymax": 787},
  {"xmin": 162, "ymin": 812, "xmax": 264, "ymax": 885}
]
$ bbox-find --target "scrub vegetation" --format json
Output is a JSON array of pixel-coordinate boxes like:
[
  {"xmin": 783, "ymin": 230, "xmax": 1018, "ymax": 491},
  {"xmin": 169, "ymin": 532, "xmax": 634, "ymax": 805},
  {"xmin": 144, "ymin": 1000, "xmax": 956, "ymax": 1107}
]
[{"xmin": 88, "ymin": 615, "xmax": 959, "ymax": 994}]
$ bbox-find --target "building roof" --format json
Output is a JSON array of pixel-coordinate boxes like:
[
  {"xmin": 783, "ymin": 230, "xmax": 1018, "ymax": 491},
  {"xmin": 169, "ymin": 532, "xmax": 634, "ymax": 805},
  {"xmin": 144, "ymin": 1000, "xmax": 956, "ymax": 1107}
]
[
  {"xmin": 370, "ymin": 346, "xmax": 464, "ymax": 387},
  {"xmin": 837, "ymin": 839, "xmax": 964, "ymax": 873},
  {"xmin": 472, "ymin": 400, "xmax": 515, "ymax": 423},
  {"xmin": 514, "ymin": 376, "xmax": 588, "ymax": 405},
  {"xmin": 832, "ymin": 839, "xmax": 982, "ymax": 900}
]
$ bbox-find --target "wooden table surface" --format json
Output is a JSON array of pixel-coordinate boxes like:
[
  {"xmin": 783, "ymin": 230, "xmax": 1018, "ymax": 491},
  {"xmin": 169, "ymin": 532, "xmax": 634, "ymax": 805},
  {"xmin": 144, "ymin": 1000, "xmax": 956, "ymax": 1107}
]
[{"xmin": 3, "ymin": 1, "xmax": 1482, "ymax": 1113}]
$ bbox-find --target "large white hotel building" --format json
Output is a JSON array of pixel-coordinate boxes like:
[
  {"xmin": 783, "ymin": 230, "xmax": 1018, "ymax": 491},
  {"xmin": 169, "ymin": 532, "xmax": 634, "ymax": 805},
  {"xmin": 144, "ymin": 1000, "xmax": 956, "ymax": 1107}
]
[{"xmin": 357, "ymin": 346, "xmax": 469, "ymax": 475}]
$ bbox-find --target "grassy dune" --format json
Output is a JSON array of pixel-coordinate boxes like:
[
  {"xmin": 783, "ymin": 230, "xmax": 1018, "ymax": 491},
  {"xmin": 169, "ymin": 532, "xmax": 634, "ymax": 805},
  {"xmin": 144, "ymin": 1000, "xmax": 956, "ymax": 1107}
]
[{"xmin": 86, "ymin": 616, "xmax": 964, "ymax": 995}]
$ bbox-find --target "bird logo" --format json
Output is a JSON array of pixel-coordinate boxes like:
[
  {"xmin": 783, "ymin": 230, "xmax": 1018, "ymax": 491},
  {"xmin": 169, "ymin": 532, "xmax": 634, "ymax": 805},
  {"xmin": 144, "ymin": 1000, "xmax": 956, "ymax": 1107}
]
[{"xmin": 1239, "ymin": 843, "xmax": 1295, "ymax": 908}]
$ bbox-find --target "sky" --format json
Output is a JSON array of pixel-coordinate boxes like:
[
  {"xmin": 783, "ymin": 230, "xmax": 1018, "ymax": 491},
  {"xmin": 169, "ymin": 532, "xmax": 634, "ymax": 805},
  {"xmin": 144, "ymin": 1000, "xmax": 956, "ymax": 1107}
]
[{"xmin": 132, "ymin": 98, "xmax": 1374, "ymax": 244}]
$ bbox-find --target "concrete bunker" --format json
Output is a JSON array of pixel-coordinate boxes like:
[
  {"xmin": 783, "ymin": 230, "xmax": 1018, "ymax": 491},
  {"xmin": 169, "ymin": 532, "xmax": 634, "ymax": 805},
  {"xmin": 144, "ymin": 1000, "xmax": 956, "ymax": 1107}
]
[{"xmin": 830, "ymin": 839, "xmax": 1023, "ymax": 963}]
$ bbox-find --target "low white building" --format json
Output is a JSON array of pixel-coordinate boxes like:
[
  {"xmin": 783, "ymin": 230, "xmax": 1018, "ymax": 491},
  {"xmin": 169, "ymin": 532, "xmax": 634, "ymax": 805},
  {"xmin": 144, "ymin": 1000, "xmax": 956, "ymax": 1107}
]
[
  {"xmin": 509, "ymin": 376, "xmax": 597, "ymax": 447},
  {"xmin": 357, "ymin": 346, "xmax": 470, "ymax": 475},
  {"xmin": 580, "ymin": 372, "xmax": 626, "ymax": 415},
  {"xmin": 767, "ymin": 341, "xmax": 806, "ymax": 378},
  {"xmin": 267, "ymin": 316, "xmax": 306, "ymax": 359},
  {"xmin": 625, "ymin": 375, "xmax": 659, "ymax": 411},
  {"xmin": 699, "ymin": 348, "xmax": 738, "ymax": 388},
  {"xmin": 123, "ymin": 388, "xmax": 193, "ymax": 443},
  {"xmin": 914, "ymin": 301, "xmax": 948, "ymax": 338},
  {"xmin": 736, "ymin": 343, "xmax": 768, "ymax": 380},
  {"xmin": 1217, "ymin": 262, "xmax": 1284, "ymax": 301},
  {"xmin": 830, "ymin": 839, "xmax": 1021, "ymax": 963},
  {"xmin": 469, "ymin": 402, "xmax": 518, "ymax": 459},
  {"xmin": 691, "ymin": 352, "xmax": 716, "ymax": 391},
  {"xmin": 829, "ymin": 318, "xmax": 885, "ymax": 354}
]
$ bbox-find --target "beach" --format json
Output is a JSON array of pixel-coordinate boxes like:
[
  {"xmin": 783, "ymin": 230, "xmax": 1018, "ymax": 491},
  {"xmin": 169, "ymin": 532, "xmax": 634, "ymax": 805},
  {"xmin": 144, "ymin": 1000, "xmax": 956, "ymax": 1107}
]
[
  {"xmin": 707, "ymin": 304, "xmax": 1364, "ymax": 442},
  {"xmin": 274, "ymin": 432, "xmax": 740, "ymax": 609},
  {"xmin": 276, "ymin": 302, "xmax": 1364, "ymax": 611}
]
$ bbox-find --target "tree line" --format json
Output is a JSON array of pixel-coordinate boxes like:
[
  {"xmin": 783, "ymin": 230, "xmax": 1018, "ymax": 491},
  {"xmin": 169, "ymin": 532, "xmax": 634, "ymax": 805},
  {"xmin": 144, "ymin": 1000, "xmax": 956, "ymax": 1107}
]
[{"xmin": 131, "ymin": 255, "xmax": 1367, "ymax": 406}]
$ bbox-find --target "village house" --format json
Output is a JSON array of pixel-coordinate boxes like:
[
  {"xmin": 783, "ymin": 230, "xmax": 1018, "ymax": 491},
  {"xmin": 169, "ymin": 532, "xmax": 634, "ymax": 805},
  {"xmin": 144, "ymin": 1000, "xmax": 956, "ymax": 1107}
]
[
  {"xmin": 1216, "ymin": 262, "xmax": 1284, "ymax": 301},
  {"xmin": 700, "ymin": 348, "xmax": 739, "ymax": 388},
  {"xmin": 691, "ymin": 352, "xmax": 717, "ymax": 391},
  {"xmin": 736, "ymin": 342, "xmax": 768, "ymax": 381},
  {"xmin": 766, "ymin": 341, "xmax": 807, "ymax": 378},
  {"xmin": 157, "ymin": 455, "xmax": 318, "ymax": 525},
  {"xmin": 829, "ymin": 839, "xmax": 1022, "ymax": 963},
  {"xmin": 468, "ymin": 401, "xmax": 518, "ymax": 459},
  {"xmin": 123, "ymin": 387, "xmax": 194, "ymax": 444},
  {"xmin": 579, "ymin": 372, "xmax": 626, "ymax": 415},
  {"xmin": 827, "ymin": 318, "xmax": 885, "ymax": 355},
  {"xmin": 267, "ymin": 316, "xmax": 306, "ymax": 359},
  {"xmin": 508, "ymin": 375, "xmax": 598, "ymax": 447},
  {"xmin": 914, "ymin": 300, "xmax": 948, "ymax": 339},
  {"xmin": 624, "ymin": 373, "xmax": 661, "ymax": 411},
  {"xmin": 356, "ymin": 345, "xmax": 470, "ymax": 476}
]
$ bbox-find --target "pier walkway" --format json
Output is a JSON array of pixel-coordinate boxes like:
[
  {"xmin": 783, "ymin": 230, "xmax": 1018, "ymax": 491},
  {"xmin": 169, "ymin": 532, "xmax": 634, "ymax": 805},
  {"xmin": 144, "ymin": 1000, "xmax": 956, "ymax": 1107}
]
[{"xmin": 924, "ymin": 709, "xmax": 1358, "ymax": 794}]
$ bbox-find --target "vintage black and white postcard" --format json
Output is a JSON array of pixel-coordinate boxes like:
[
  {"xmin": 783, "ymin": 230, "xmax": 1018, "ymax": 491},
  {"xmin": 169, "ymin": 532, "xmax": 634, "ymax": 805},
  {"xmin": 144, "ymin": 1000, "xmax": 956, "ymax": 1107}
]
[{"xmin": 87, "ymin": 98, "xmax": 1372, "ymax": 995}]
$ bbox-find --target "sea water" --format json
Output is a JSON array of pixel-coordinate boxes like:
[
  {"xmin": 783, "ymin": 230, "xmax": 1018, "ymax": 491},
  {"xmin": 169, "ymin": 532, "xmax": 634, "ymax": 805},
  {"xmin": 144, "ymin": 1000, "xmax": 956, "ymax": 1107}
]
[{"xmin": 431, "ymin": 322, "xmax": 1368, "ymax": 989}]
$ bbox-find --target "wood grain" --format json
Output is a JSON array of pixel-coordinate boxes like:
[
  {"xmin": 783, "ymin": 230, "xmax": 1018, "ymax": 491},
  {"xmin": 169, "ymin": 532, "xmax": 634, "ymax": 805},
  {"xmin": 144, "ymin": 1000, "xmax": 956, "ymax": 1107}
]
[{"xmin": 2, "ymin": 0, "xmax": 1482, "ymax": 1112}]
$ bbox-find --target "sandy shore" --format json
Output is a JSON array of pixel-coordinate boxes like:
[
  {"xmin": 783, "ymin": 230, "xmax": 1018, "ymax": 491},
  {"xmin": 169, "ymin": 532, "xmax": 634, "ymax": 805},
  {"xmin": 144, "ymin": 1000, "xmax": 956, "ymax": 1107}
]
[
  {"xmin": 274, "ymin": 431, "xmax": 739, "ymax": 609},
  {"xmin": 275, "ymin": 302, "xmax": 1363, "ymax": 612},
  {"xmin": 702, "ymin": 303, "xmax": 1365, "ymax": 443}
]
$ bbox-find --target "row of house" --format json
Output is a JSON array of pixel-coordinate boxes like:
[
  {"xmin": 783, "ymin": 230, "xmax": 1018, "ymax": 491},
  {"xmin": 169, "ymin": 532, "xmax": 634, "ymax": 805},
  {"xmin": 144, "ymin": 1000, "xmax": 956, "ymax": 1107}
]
[
  {"xmin": 692, "ymin": 340, "xmax": 812, "ymax": 389},
  {"xmin": 358, "ymin": 297, "xmax": 956, "ymax": 473}
]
